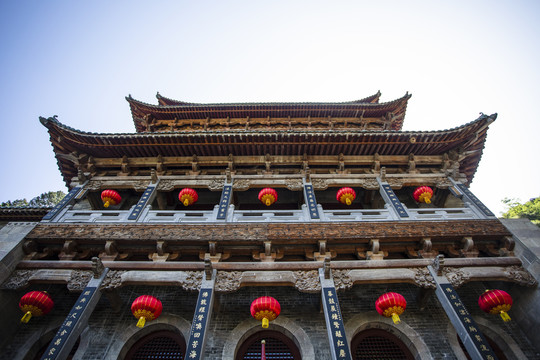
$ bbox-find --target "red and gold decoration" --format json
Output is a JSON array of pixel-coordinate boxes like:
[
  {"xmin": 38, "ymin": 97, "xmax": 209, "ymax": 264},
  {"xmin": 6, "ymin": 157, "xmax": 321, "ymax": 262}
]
[
  {"xmin": 101, "ymin": 189, "xmax": 121, "ymax": 208},
  {"xmin": 261, "ymin": 339, "xmax": 266, "ymax": 360},
  {"xmin": 413, "ymin": 186, "xmax": 433, "ymax": 204},
  {"xmin": 258, "ymin": 188, "xmax": 278, "ymax": 206},
  {"xmin": 337, "ymin": 187, "xmax": 356, "ymax": 205},
  {"xmin": 19, "ymin": 291, "xmax": 54, "ymax": 323},
  {"xmin": 179, "ymin": 188, "xmax": 199, "ymax": 207},
  {"xmin": 250, "ymin": 296, "xmax": 281, "ymax": 328},
  {"xmin": 376, "ymin": 292, "xmax": 406, "ymax": 324},
  {"xmin": 478, "ymin": 289, "xmax": 513, "ymax": 322},
  {"xmin": 131, "ymin": 295, "xmax": 163, "ymax": 328}
]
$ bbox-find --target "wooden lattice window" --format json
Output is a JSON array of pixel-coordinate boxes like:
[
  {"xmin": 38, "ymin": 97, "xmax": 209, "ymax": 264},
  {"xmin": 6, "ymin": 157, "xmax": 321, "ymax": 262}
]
[
  {"xmin": 351, "ymin": 329, "xmax": 414, "ymax": 360},
  {"xmin": 236, "ymin": 330, "xmax": 301, "ymax": 360},
  {"xmin": 125, "ymin": 330, "xmax": 186, "ymax": 360}
]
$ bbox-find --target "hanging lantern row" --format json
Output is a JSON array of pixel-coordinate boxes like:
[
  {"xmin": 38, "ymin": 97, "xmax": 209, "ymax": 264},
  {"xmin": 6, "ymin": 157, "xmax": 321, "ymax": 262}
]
[
  {"xmin": 131, "ymin": 295, "xmax": 163, "ymax": 328},
  {"xmin": 251, "ymin": 296, "xmax": 281, "ymax": 328},
  {"xmin": 19, "ymin": 291, "xmax": 54, "ymax": 323},
  {"xmin": 478, "ymin": 289, "xmax": 513, "ymax": 322},
  {"xmin": 258, "ymin": 188, "xmax": 278, "ymax": 207},
  {"xmin": 337, "ymin": 187, "xmax": 356, "ymax": 206},
  {"xmin": 101, "ymin": 189, "xmax": 121, "ymax": 208},
  {"xmin": 376, "ymin": 292, "xmax": 407, "ymax": 324},
  {"xmin": 413, "ymin": 186, "xmax": 433, "ymax": 204},
  {"xmin": 179, "ymin": 188, "xmax": 198, "ymax": 207}
]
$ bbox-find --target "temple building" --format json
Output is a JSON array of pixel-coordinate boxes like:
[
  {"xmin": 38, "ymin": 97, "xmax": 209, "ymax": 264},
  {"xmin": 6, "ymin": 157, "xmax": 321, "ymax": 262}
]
[{"xmin": 0, "ymin": 91, "xmax": 539, "ymax": 360}]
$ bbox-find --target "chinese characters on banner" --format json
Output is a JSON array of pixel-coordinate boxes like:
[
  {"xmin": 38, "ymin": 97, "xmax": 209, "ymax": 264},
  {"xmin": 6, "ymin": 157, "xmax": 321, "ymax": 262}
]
[
  {"xmin": 456, "ymin": 184, "xmax": 494, "ymax": 217},
  {"xmin": 304, "ymin": 184, "xmax": 320, "ymax": 219},
  {"xmin": 128, "ymin": 185, "xmax": 156, "ymax": 220},
  {"xmin": 41, "ymin": 287, "xmax": 97, "ymax": 360},
  {"xmin": 216, "ymin": 185, "xmax": 232, "ymax": 220},
  {"xmin": 381, "ymin": 184, "xmax": 409, "ymax": 218},
  {"xmin": 322, "ymin": 287, "xmax": 352, "ymax": 360},
  {"xmin": 185, "ymin": 289, "xmax": 213, "ymax": 360},
  {"xmin": 440, "ymin": 284, "xmax": 497, "ymax": 360}
]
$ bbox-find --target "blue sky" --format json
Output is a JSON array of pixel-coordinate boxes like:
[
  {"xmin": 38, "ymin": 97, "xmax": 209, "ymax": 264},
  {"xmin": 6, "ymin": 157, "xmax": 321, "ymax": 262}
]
[{"xmin": 1, "ymin": 1, "xmax": 539, "ymax": 215}]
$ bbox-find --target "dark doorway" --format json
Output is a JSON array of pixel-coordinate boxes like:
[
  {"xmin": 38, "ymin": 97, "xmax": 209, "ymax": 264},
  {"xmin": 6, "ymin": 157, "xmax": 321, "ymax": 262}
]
[
  {"xmin": 125, "ymin": 330, "xmax": 186, "ymax": 360},
  {"xmin": 236, "ymin": 330, "xmax": 301, "ymax": 360},
  {"xmin": 351, "ymin": 328, "xmax": 414, "ymax": 360}
]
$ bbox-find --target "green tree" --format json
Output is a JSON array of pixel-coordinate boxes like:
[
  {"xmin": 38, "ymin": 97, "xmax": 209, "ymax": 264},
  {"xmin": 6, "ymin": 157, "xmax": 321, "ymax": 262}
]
[
  {"xmin": 1, "ymin": 191, "xmax": 66, "ymax": 208},
  {"xmin": 502, "ymin": 197, "xmax": 540, "ymax": 227},
  {"xmin": 1, "ymin": 198, "xmax": 29, "ymax": 207}
]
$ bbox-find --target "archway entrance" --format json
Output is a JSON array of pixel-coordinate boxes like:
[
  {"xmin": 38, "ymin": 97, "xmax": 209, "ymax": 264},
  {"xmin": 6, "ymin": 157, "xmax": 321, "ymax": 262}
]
[
  {"xmin": 351, "ymin": 328, "xmax": 414, "ymax": 360},
  {"xmin": 125, "ymin": 330, "xmax": 186, "ymax": 360},
  {"xmin": 236, "ymin": 330, "xmax": 301, "ymax": 360}
]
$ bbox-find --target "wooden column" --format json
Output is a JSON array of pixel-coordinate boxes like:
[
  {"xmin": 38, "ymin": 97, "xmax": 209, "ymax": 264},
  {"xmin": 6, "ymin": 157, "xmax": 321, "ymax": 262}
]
[
  {"xmin": 319, "ymin": 266, "xmax": 352, "ymax": 360},
  {"xmin": 427, "ymin": 257, "xmax": 498, "ymax": 360},
  {"xmin": 184, "ymin": 266, "xmax": 216, "ymax": 360},
  {"xmin": 376, "ymin": 177, "xmax": 409, "ymax": 219},
  {"xmin": 41, "ymin": 265, "xmax": 108, "ymax": 360}
]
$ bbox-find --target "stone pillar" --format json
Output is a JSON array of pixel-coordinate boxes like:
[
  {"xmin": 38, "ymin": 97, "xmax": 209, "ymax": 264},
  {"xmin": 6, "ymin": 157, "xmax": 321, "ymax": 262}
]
[
  {"xmin": 185, "ymin": 268, "xmax": 216, "ymax": 360},
  {"xmin": 129, "ymin": 181, "xmax": 159, "ymax": 221},
  {"xmin": 319, "ymin": 267, "xmax": 352, "ymax": 360},
  {"xmin": 376, "ymin": 177, "xmax": 409, "ymax": 219},
  {"xmin": 303, "ymin": 179, "xmax": 320, "ymax": 220},
  {"xmin": 216, "ymin": 182, "xmax": 233, "ymax": 221},
  {"xmin": 427, "ymin": 258, "xmax": 497, "ymax": 360},
  {"xmin": 449, "ymin": 178, "xmax": 495, "ymax": 218},
  {"xmin": 41, "ymin": 265, "xmax": 109, "ymax": 360},
  {"xmin": 42, "ymin": 184, "xmax": 86, "ymax": 222}
]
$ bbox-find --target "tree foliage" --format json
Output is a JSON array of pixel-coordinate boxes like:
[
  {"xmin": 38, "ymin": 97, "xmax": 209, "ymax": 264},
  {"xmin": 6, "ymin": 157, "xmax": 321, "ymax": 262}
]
[
  {"xmin": 502, "ymin": 197, "xmax": 540, "ymax": 227},
  {"xmin": 1, "ymin": 191, "xmax": 66, "ymax": 208}
]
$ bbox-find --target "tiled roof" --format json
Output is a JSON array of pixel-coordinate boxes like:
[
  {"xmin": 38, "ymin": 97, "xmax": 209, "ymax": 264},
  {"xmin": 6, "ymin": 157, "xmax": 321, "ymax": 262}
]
[{"xmin": 40, "ymin": 113, "xmax": 496, "ymax": 186}]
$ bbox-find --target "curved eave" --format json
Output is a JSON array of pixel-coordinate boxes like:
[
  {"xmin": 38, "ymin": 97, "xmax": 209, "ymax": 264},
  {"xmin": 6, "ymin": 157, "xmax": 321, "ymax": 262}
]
[
  {"xmin": 128, "ymin": 93, "xmax": 411, "ymax": 133},
  {"xmin": 40, "ymin": 113, "xmax": 495, "ymax": 186},
  {"xmin": 156, "ymin": 91, "xmax": 383, "ymax": 106}
]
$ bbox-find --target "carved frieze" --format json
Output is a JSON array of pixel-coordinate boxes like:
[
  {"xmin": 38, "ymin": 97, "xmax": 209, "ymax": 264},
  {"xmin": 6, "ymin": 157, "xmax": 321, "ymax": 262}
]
[
  {"xmin": 385, "ymin": 178, "xmax": 403, "ymax": 189},
  {"xmin": 1, "ymin": 270, "xmax": 33, "ymax": 289},
  {"xmin": 133, "ymin": 181, "xmax": 151, "ymax": 192},
  {"xmin": 293, "ymin": 270, "xmax": 321, "ymax": 293},
  {"xmin": 442, "ymin": 268, "xmax": 470, "ymax": 288},
  {"xmin": 157, "ymin": 179, "xmax": 176, "ymax": 192},
  {"xmin": 332, "ymin": 269, "xmax": 353, "ymax": 291},
  {"xmin": 87, "ymin": 180, "xmax": 103, "ymax": 191},
  {"xmin": 67, "ymin": 270, "xmax": 93, "ymax": 292},
  {"xmin": 311, "ymin": 179, "xmax": 328, "ymax": 191},
  {"xmin": 412, "ymin": 268, "xmax": 436, "ymax": 289},
  {"xmin": 285, "ymin": 179, "xmax": 303, "ymax": 191},
  {"xmin": 504, "ymin": 266, "xmax": 537, "ymax": 287},
  {"xmin": 232, "ymin": 180, "xmax": 250, "ymax": 191},
  {"xmin": 181, "ymin": 271, "xmax": 203, "ymax": 291},
  {"xmin": 100, "ymin": 270, "xmax": 127, "ymax": 290},
  {"xmin": 215, "ymin": 271, "xmax": 242, "ymax": 293},
  {"xmin": 359, "ymin": 178, "xmax": 379, "ymax": 190},
  {"xmin": 206, "ymin": 179, "xmax": 225, "ymax": 191}
]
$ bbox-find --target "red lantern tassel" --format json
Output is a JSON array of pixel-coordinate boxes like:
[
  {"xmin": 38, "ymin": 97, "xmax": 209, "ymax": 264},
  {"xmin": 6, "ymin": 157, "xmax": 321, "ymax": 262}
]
[
  {"xmin": 391, "ymin": 313, "xmax": 401, "ymax": 324},
  {"xmin": 21, "ymin": 311, "xmax": 32, "ymax": 323},
  {"xmin": 136, "ymin": 317, "xmax": 146, "ymax": 328},
  {"xmin": 261, "ymin": 340, "xmax": 266, "ymax": 360},
  {"xmin": 500, "ymin": 311, "xmax": 511, "ymax": 322}
]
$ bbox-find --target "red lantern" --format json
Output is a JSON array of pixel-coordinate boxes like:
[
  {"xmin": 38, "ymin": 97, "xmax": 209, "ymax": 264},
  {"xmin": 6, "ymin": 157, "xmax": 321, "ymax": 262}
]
[
  {"xmin": 19, "ymin": 291, "xmax": 54, "ymax": 323},
  {"xmin": 258, "ymin": 188, "xmax": 278, "ymax": 206},
  {"xmin": 337, "ymin": 187, "xmax": 356, "ymax": 205},
  {"xmin": 179, "ymin": 188, "xmax": 198, "ymax": 207},
  {"xmin": 101, "ymin": 189, "xmax": 121, "ymax": 208},
  {"xmin": 478, "ymin": 289, "xmax": 513, "ymax": 322},
  {"xmin": 251, "ymin": 296, "xmax": 281, "ymax": 328},
  {"xmin": 131, "ymin": 295, "xmax": 163, "ymax": 328},
  {"xmin": 413, "ymin": 186, "xmax": 433, "ymax": 204},
  {"xmin": 376, "ymin": 292, "xmax": 406, "ymax": 324}
]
